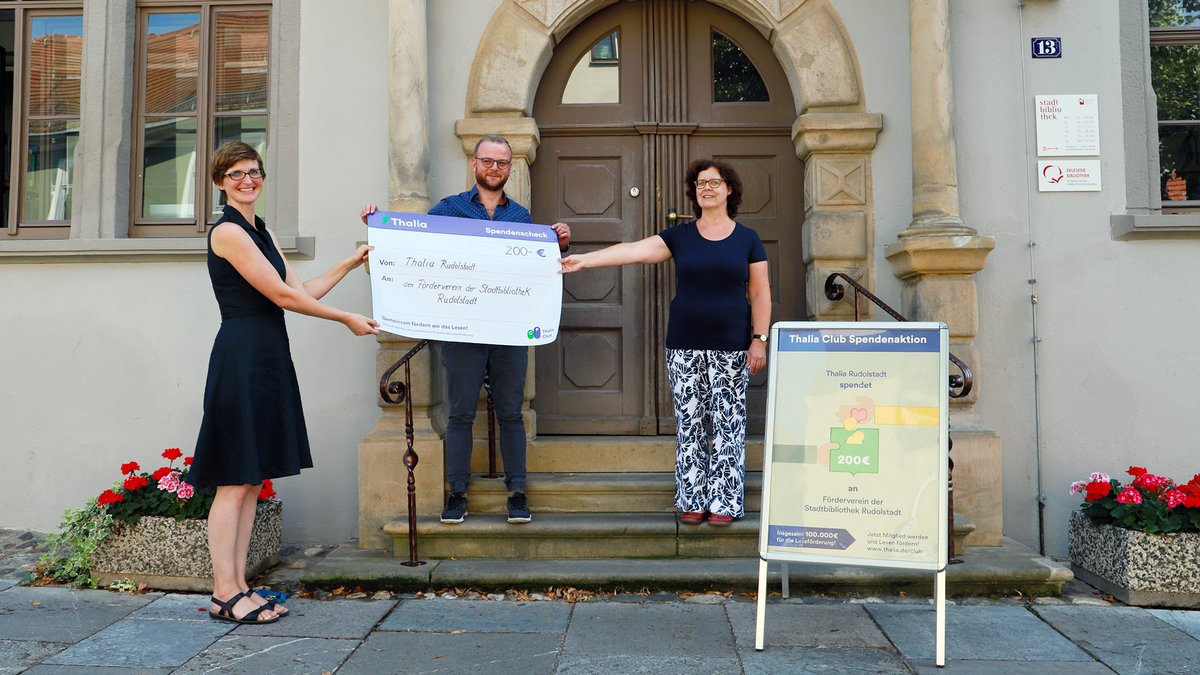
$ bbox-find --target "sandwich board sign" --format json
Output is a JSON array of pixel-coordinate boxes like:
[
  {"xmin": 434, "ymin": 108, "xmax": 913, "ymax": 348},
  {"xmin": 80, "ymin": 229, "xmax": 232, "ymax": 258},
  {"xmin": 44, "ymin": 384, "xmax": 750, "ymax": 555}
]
[{"xmin": 754, "ymin": 322, "xmax": 949, "ymax": 665}]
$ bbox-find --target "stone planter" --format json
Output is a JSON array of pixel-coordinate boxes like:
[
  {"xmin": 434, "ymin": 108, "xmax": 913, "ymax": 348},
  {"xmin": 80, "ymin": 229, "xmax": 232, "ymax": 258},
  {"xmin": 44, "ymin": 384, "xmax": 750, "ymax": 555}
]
[
  {"xmin": 1068, "ymin": 510, "xmax": 1200, "ymax": 608},
  {"xmin": 90, "ymin": 500, "xmax": 282, "ymax": 592}
]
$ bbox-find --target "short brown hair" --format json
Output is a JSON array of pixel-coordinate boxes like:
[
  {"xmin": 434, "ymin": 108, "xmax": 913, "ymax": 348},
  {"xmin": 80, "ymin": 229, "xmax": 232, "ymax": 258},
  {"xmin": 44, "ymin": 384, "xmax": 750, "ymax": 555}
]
[
  {"xmin": 473, "ymin": 134, "xmax": 512, "ymax": 156},
  {"xmin": 211, "ymin": 140, "xmax": 264, "ymax": 185},
  {"xmin": 684, "ymin": 159, "xmax": 742, "ymax": 219}
]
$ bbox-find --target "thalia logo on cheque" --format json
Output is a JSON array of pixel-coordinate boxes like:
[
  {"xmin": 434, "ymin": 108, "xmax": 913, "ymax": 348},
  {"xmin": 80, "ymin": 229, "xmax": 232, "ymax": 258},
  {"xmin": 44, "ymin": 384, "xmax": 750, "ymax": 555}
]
[
  {"xmin": 384, "ymin": 216, "xmax": 428, "ymax": 228},
  {"xmin": 527, "ymin": 327, "xmax": 543, "ymax": 339}
]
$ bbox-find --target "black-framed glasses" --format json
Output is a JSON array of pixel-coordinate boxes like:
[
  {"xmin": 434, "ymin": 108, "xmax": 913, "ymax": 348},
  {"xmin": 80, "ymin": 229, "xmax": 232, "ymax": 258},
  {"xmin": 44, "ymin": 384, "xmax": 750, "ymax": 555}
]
[
  {"xmin": 224, "ymin": 168, "xmax": 265, "ymax": 181},
  {"xmin": 475, "ymin": 157, "xmax": 512, "ymax": 169},
  {"xmin": 695, "ymin": 178, "xmax": 724, "ymax": 189}
]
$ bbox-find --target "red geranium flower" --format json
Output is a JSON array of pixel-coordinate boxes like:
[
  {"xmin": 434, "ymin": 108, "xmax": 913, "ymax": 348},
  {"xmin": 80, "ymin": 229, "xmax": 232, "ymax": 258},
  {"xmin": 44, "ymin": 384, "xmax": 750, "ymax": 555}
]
[
  {"xmin": 162, "ymin": 448, "xmax": 183, "ymax": 461},
  {"xmin": 1127, "ymin": 466, "xmax": 1148, "ymax": 477},
  {"xmin": 258, "ymin": 479, "xmax": 276, "ymax": 500},
  {"xmin": 151, "ymin": 467, "xmax": 172, "ymax": 481},
  {"xmin": 97, "ymin": 489, "xmax": 124, "ymax": 506},
  {"xmin": 123, "ymin": 475, "xmax": 149, "ymax": 491},
  {"xmin": 120, "ymin": 461, "xmax": 140, "ymax": 475},
  {"xmin": 184, "ymin": 456, "xmax": 193, "ymax": 466},
  {"xmin": 1084, "ymin": 481, "xmax": 1111, "ymax": 502}
]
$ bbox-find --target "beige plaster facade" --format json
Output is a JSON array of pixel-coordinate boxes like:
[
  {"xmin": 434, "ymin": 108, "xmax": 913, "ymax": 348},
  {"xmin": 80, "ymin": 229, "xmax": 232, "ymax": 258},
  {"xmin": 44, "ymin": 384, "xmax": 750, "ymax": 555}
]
[{"xmin": 358, "ymin": 0, "xmax": 1002, "ymax": 549}]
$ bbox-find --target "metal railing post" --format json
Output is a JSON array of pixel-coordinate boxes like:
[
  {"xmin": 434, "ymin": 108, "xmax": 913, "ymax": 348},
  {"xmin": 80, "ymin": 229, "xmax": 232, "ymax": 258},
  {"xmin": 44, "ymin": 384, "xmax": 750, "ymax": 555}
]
[{"xmin": 379, "ymin": 339, "xmax": 431, "ymax": 567}]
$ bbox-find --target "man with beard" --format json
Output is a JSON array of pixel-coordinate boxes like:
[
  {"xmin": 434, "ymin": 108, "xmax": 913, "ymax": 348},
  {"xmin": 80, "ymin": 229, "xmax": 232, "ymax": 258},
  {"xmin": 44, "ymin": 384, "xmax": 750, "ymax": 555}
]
[{"xmin": 361, "ymin": 134, "xmax": 570, "ymax": 525}]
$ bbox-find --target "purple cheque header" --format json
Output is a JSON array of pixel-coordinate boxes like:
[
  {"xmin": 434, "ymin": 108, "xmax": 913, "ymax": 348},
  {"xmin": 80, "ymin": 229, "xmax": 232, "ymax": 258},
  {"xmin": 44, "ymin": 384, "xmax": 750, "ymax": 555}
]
[{"xmin": 367, "ymin": 211, "xmax": 554, "ymax": 243}]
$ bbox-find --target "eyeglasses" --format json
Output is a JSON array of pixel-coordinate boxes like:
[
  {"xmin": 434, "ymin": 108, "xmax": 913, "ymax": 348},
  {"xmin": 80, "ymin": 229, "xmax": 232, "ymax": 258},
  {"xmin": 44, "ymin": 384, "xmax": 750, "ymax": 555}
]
[
  {"xmin": 694, "ymin": 178, "xmax": 724, "ymax": 189},
  {"xmin": 224, "ymin": 168, "xmax": 265, "ymax": 181},
  {"xmin": 475, "ymin": 157, "xmax": 512, "ymax": 170}
]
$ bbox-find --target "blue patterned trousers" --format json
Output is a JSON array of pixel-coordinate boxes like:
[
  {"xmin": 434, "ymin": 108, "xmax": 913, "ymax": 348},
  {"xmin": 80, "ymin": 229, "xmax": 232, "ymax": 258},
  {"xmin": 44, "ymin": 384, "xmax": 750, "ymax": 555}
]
[{"xmin": 666, "ymin": 348, "xmax": 749, "ymax": 518}]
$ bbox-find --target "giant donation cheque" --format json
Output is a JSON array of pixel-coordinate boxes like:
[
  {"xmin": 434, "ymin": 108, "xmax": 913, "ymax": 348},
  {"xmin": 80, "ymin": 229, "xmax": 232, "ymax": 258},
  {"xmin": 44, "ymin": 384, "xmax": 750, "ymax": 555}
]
[{"xmin": 366, "ymin": 211, "xmax": 563, "ymax": 346}]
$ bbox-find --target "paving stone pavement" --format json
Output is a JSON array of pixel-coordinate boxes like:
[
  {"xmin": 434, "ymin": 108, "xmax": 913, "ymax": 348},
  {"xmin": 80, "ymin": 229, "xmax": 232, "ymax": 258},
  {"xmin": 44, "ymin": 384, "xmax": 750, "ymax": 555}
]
[{"xmin": 3, "ymin": 529, "xmax": 1200, "ymax": 673}]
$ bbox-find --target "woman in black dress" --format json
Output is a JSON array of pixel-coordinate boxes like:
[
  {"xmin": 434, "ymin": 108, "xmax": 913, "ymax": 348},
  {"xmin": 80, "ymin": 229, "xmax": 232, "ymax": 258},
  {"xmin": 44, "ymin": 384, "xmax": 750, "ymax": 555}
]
[{"xmin": 190, "ymin": 141, "xmax": 378, "ymax": 624}]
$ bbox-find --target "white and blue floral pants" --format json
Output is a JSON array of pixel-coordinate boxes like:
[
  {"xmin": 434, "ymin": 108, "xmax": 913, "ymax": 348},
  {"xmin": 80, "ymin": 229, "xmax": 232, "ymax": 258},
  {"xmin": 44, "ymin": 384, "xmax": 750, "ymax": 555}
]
[{"xmin": 666, "ymin": 348, "xmax": 749, "ymax": 518}]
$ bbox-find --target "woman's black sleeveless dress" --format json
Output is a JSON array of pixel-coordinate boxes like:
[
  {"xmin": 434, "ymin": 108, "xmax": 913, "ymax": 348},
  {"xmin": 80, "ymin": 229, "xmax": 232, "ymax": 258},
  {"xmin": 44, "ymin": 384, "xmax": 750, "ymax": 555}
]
[{"xmin": 188, "ymin": 205, "xmax": 313, "ymax": 487}]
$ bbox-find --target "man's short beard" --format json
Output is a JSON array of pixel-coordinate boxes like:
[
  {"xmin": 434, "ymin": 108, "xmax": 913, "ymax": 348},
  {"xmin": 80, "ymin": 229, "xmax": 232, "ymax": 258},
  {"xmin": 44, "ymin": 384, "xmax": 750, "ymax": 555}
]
[{"xmin": 476, "ymin": 171, "xmax": 508, "ymax": 192}]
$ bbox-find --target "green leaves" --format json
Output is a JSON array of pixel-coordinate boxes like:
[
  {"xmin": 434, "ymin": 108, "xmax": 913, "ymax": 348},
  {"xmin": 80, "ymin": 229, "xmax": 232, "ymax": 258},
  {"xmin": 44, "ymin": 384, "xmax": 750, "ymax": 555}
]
[{"xmin": 37, "ymin": 500, "xmax": 113, "ymax": 588}]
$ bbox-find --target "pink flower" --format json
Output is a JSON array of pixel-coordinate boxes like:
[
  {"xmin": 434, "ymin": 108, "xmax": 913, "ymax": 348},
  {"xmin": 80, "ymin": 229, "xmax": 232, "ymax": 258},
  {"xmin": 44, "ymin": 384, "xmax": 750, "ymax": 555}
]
[
  {"xmin": 1133, "ymin": 473, "xmax": 1170, "ymax": 491},
  {"xmin": 1116, "ymin": 486, "xmax": 1143, "ymax": 505},
  {"xmin": 1089, "ymin": 472, "xmax": 1110, "ymax": 483},
  {"xmin": 1162, "ymin": 489, "xmax": 1187, "ymax": 508},
  {"xmin": 1070, "ymin": 481, "xmax": 1088, "ymax": 494},
  {"xmin": 157, "ymin": 471, "xmax": 181, "ymax": 493},
  {"xmin": 176, "ymin": 482, "xmax": 195, "ymax": 500}
]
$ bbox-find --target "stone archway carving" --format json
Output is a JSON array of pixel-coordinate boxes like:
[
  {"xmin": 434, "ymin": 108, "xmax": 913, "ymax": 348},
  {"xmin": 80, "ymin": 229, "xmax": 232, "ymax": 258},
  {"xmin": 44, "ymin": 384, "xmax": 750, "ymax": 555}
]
[{"xmin": 460, "ymin": 0, "xmax": 883, "ymax": 321}]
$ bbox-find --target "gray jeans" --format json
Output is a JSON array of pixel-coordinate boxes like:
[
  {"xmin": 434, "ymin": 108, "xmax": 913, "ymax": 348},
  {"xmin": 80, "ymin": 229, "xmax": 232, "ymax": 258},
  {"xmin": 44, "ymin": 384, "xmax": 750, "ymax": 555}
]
[{"xmin": 441, "ymin": 342, "xmax": 528, "ymax": 494}]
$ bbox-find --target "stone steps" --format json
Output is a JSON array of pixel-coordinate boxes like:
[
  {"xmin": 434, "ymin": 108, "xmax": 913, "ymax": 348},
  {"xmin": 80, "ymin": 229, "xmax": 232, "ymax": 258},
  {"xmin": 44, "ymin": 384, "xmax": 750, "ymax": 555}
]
[
  {"xmin": 468, "ymin": 436, "xmax": 766, "ymax": 473},
  {"xmin": 383, "ymin": 485, "xmax": 975, "ymax": 560},
  {"xmin": 384, "ymin": 512, "xmax": 765, "ymax": 559},
  {"xmin": 460, "ymin": 471, "xmax": 763, "ymax": 513},
  {"xmin": 391, "ymin": 436, "xmax": 974, "ymax": 560}
]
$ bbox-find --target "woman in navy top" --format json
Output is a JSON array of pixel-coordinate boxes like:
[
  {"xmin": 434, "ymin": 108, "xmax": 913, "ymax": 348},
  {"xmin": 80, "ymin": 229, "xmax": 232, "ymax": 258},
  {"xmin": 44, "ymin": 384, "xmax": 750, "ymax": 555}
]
[
  {"xmin": 559, "ymin": 159, "xmax": 771, "ymax": 525},
  {"xmin": 193, "ymin": 141, "xmax": 378, "ymax": 624}
]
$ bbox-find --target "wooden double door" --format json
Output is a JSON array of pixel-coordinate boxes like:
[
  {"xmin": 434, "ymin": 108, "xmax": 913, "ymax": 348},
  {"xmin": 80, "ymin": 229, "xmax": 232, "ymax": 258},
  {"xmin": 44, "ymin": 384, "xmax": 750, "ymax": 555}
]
[{"xmin": 531, "ymin": 0, "xmax": 805, "ymax": 435}]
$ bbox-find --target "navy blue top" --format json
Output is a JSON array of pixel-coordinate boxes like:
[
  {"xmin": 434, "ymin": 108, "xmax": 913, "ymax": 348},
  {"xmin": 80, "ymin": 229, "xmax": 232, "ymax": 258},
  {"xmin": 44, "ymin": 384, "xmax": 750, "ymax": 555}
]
[
  {"xmin": 207, "ymin": 204, "xmax": 286, "ymax": 320},
  {"xmin": 658, "ymin": 221, "xmax": 768, "ymax": 351},
  {"xmin": 428, "ymin": 185, "xmax": 531, "ymax": 224}
]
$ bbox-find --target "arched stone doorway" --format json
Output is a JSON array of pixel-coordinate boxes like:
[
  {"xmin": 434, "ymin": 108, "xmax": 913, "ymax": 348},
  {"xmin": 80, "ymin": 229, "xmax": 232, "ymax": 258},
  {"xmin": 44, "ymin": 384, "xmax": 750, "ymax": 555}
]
[
  {"xmin": 455, "ymin": 0, "xmax": 883, "ymax": 439},
  {"xmin": 529, "ymin": 0, "xmax": 805, "ymax": 435},
  {"xmin": 453, "ymin": 0, "xmax": 888, "ymax": 439}
]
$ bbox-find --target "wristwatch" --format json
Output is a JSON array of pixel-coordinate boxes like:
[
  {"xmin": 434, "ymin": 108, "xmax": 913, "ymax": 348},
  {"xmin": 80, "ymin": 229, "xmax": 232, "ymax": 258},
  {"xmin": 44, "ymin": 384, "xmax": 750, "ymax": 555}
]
[{"xmin": 752, "ymin": 334, "xmax": 768, "ymax": 343}]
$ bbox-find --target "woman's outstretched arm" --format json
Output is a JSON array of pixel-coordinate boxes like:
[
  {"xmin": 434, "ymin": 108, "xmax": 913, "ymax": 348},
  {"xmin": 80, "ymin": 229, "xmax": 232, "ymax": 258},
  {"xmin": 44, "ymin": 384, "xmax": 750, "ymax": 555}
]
[
  {"xmin": 212, "ymin": 223, "xmax": 378, "ymax": 335},
  {"xmin": 559, "ymin": 235, "xmax": 671, "ymax": 273}
]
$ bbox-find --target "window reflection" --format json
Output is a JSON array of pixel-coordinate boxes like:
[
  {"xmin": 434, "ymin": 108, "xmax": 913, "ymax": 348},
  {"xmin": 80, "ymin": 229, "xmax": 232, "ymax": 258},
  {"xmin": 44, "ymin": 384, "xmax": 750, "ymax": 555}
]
[
  {"xmin": 562, "ymin": 31, "xmax": 619, "ymax": 104},
  {"xmin": 712, "ymin": 31, "xmax": 768, "ymax": 103},
  {"xmin": 142, "ymin": 117, "xmax": 197, "ymax": 219},
  {"xmin": 1151, "ymin": 0, "xmax": 1200, "ymax": 28},
  {"xmin": 25, "ymin": 14, "xmax": 82, "ymax": 223},
  {"xmin": 1160, "ymin": 125, "xmax": 1200, "ymax": 202},
  {"xmin": 145, "ymin": 13, "xmax": 200, "ymax": 114},
  {"xmin": 1152, "ymin": 38, "xmax": 1200, "ymax": 202},
  {"xmin": 25, "ymin": 119, "xmax": 77, "ymax": 221},
  {"xmin": 210, "ymin": 115, "xmax": 267, "ymax": 219}
]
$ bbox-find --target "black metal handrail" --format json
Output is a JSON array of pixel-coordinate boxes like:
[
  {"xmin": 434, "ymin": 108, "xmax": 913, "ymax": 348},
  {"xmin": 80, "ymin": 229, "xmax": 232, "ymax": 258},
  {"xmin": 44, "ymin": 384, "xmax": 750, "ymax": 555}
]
[
  {"xmin": 824, "ymin": 272, "xmax": 969, "ymax": 563},
  {"xmin": 824, "ymin": 273, "xmax": 972, "ymax": 399},
  {"xmin": 378, "ymin": 340, "xmax": 500, "ymax": 566},
  {"xmin": 379, "ymin": 339, "xmax": 431, "ymax": 567}
]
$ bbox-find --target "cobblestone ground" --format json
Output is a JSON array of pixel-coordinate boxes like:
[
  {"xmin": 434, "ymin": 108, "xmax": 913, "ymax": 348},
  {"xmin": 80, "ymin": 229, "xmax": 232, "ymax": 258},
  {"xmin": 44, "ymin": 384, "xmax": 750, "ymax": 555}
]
[{"xmin": 0, "ymin": 529, "xmax": 46, "ymax": 583}]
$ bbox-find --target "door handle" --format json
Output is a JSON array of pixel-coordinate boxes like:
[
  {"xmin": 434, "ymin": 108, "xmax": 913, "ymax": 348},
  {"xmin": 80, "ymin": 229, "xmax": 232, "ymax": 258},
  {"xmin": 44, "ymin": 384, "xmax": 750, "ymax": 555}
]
[{"xmin": 667, "ymin": 208, "xmax": 678, "ymax": 225}]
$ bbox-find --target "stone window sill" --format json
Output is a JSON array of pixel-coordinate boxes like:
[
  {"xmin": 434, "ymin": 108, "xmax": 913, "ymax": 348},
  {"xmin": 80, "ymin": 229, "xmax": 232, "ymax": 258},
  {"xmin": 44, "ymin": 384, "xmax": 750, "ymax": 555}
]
[
  {"xmin": 0, "ymin": 236, "xmax": 315, "ymax": 263},
  {"xmin": 1111, "ymin": 213, "xmax": 1200, "ymax": 239}
]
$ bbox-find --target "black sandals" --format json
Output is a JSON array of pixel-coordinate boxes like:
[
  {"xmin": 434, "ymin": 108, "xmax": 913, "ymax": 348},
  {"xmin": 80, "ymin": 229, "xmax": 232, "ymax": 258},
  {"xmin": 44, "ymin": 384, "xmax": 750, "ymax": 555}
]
[
  {"xmin": 209, "ymin": 591, "xmax": 280, "ymax": 624},
  {"xmin": 253, "ymin": 590, "xmax": 289, "ymax": 616}
]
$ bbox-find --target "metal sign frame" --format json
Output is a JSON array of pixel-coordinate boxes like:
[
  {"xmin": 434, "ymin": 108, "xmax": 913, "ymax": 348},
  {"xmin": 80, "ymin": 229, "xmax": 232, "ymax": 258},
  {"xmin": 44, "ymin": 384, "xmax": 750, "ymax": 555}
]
[{"xmin": 755, "ymin": 321, "xmax": 950, "ymax": 662}]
